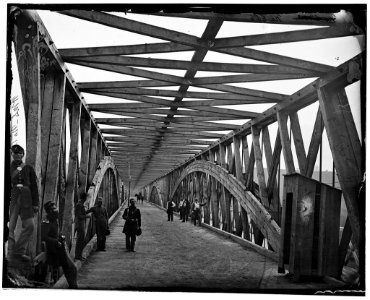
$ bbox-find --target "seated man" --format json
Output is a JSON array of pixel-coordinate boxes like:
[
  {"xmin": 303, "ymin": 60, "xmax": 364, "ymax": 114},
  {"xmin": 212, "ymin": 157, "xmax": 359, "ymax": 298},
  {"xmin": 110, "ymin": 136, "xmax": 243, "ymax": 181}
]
[{"xmin": 42, "ymin": 201, "xmax": 77, "ymax": 288}]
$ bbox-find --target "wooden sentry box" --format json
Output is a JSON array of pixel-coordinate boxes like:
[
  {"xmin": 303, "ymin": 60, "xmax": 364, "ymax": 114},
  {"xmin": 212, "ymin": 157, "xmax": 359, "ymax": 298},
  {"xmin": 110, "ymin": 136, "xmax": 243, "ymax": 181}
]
[{"xmin": 278, "ymin": 173, "xmax": 342, "ymax": 281}]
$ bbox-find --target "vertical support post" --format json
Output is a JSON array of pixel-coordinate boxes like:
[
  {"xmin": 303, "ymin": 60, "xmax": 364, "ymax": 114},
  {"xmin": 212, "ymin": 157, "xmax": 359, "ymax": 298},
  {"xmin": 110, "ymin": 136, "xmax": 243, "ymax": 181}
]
[
  {"xmin": 233, "ymin": 136, "xmax": 243, "ymax": 182},
  {"xmin": 290, "ymin": 112, "xmax": 307, "ymax": 174},
  {"xmin": 318, "ymin": 81, "xmax": 363, "ymax": 273},
  {"xmin": 63, "ymin": 101, "xmax": 81, "ymax": 246},
  {"xmin": 240, "ymin": 136, "xmax": 251, "ymax": 239},
  {"xmin": 209, "ymin": 149, "xmax": 219, "ymax": 228},
  {"xmin": 87, "ymin": 126, "xmax": 98, "ymax": 187},
  {"xmin": 277, "ymin": 111, "xmax": 295, "ymax": 174},
  {"xmin": 251, "ymin": 126, "xmax": 269, "ymax": 206},
  {"xmin": 219, "ymin": 143, "xmax": 228, "ymax": 231},
  {"xmin": 79, "ymin": 112, "xmax": 91, "ymax": 193},
  {"xmin": 42, "ymin": 72, "xmax": 66, "ymax": 207},
  {"xmin": 13, "ymin": 10, "xmax": 42, "ymax": 255}
]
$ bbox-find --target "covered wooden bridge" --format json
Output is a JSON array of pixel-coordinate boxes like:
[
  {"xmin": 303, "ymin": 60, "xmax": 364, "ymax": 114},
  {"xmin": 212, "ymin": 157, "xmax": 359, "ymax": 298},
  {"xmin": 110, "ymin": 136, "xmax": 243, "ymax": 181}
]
[{"xmin": 4, "ymin": 4, "xmax": 365, "ymax": 294}]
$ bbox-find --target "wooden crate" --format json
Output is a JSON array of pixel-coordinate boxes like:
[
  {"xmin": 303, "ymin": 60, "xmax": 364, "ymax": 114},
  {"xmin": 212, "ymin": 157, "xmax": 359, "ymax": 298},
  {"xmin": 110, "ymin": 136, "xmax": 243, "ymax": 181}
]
[{"xmin": 278, "ymin": 173, "xmax": 342, "ymax": 281}]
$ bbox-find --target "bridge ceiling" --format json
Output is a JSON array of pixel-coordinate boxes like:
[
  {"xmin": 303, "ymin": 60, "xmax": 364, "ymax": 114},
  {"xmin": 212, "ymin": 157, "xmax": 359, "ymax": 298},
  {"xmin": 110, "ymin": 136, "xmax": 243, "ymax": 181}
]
[{"xmin": 36, "ymin": 5, "xmax": 364, "ymax": 189}]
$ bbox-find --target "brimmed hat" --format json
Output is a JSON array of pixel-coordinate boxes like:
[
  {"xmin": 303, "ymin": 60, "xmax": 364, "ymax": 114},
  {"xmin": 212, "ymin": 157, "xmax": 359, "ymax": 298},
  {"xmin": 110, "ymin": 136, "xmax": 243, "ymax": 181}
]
[
  {"xmin": 11, "ymin": 144, "xmax": 24, "ymax": 154},
  {"xmin": 44, "ymin": 201, "xmax": 57, "ymax": 211}
]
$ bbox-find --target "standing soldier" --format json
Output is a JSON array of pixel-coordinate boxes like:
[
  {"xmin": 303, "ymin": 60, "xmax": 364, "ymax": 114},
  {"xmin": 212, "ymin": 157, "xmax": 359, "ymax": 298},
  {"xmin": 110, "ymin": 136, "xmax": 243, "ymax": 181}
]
[
  {"xmin": 8, "ymin": 144, "xmax": 39, "ymax": 261},
  {"xmin": 86, "ymin": 197, "xmax": 109, "ymax": 252},
  {"xmin": 178, "ymin": 199, "xmax": 184, "ymax": 220},
  {"xmin": 122, "ymin": 198, "xmax": 141, "ymax": 252},
  {"xmin": 74, "ymin": 192, "xmax": 88, "ymax": 260},
  {"xmin": 181, "ymin": 199, "xmax": 190, "ymax": 223},
  {"xmin": 191, "ymin": 199, "xmax": 207, "ymax": 226}
]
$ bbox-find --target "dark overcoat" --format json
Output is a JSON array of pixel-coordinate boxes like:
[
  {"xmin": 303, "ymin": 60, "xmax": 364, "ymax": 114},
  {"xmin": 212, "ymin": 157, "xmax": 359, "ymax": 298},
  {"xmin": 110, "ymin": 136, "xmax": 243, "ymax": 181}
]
[
  {"xmin": 10, "ymin": 161, "xmax": 39, "ymax": 220},
  {"xmin": 122, "ymin": 206, "xmax": 141, "ymax": 235}
]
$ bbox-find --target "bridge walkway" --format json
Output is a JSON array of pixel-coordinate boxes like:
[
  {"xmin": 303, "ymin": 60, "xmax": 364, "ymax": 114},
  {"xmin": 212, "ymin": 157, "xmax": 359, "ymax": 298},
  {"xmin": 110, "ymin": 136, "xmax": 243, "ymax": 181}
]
[{"xmin": 70, "ymin": 202, "xmax": 344, "ymax": 292}]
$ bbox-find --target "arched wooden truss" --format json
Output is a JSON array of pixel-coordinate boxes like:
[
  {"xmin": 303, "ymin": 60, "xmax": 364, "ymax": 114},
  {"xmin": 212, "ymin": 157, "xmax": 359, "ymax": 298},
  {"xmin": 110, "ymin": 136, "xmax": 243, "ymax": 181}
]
[
  {"xmin": 169, "ymin": 160, "xmax": 280, "ymax": 251},
  {"xmin": 87, "ymin": 156, "xmax": 120, "ymax": 208},
  {"xmin": 149, "ymin": 185, "xmax": 164, "ymax": 207}
]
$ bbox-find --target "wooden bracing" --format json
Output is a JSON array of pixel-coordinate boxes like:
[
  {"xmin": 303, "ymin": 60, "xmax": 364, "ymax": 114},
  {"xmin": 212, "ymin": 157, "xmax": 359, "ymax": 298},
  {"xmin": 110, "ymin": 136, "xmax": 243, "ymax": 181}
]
[{"xmin": 9, "ymin": 6, "xmax": 365, "ymax": 280}]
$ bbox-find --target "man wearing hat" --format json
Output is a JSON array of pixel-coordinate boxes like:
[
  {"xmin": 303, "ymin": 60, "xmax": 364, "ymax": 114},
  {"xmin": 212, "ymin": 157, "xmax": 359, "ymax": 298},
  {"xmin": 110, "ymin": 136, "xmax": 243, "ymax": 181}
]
[
  {"xmin": 8, "ymin": 144, "xmax": 39, "ymax": 261},
  {"xmin": 122, "ymin": 198, "xmax": 141, "ymax": 252},
  {"xmin": 86, "ymin": 197, "xmax": 109, "ymax": 251},
  {"xmin": 42, "ymin": 201, "xmax": 77, "ymax": 288}
]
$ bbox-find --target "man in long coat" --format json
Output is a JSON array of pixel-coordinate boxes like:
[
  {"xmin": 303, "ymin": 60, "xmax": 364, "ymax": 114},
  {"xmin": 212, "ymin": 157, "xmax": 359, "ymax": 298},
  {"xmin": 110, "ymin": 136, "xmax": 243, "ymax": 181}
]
[
  {"xmin": 122, "ymin": 198, "xmax": 141, "ymax": 252},
  {"xmin": 86, "ymin": 198, "xmax": 109, "ymax": 251},
  {"xmin": 8, "ymin": 144, "xmax": 39, "ymax": 261}
]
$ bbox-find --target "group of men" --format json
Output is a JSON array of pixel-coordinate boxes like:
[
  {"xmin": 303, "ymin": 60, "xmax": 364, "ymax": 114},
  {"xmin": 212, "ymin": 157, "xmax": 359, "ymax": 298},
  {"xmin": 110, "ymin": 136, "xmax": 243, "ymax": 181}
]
[
  {"xmin": 7, "ymin": 144, "xmax": 110, "ymax": 288},
  {"xmin": 168, "ymin": 198, "xmax": 207, "ymax": 225}
]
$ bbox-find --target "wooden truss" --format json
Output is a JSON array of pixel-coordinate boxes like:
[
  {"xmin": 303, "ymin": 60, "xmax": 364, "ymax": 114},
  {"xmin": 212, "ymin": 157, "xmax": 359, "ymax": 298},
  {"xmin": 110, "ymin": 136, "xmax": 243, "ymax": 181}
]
[{"xmin": 10, "ymin": 5, "xmax": 365, "ymax": 280}]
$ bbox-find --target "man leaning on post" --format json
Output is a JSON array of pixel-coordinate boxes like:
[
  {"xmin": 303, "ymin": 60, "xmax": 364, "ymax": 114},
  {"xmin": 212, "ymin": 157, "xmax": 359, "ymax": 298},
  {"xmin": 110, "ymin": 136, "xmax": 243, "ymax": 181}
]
[{"xmin": 8, "ymin": 144, "xmax": 39, "ymax": 261}]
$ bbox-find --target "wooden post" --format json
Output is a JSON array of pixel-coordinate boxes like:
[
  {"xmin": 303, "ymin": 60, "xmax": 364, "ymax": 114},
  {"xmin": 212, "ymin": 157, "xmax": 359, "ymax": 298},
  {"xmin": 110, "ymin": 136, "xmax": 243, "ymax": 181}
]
[
  {"xmin": 241, "ymin": 136, "xmax": 251, "ymax": 239},
  {"xmin": 305, "ymin": 108, "xmax": 324, "ymax": 177},
  {"xmin": 267, "ymin": 131, "xmax": 282, "ymax": 197},
  {"xmin": 96, "ymin": 135, "xmax": 102, "ymax": 166},
  {"xmin": 262, "ymin": 127, "xmax": 273, "ymax": 173},
  {"xmin": 63, "ymin": 101, "xmax": 81, "ymax": 246},
  {"xmin": 219, "ymin": 143, "xmax": 228, "ymax": 231},
  {"xmin": 245, "ymin": 143, "xmax": 255, "ymax": 190},
  {"xmin": 233, "ymin": 136, "xmax": 243, "ymax": 182},
  {"xmin": 290, "ymin": 112, "xmax": 307, "ymax": 174},
  {"xmin": 87, "ymin": 126, "xmax": 98, "ymax": 187},
  {"xmin": 277, "ymin": 111, "xmax": 295, "ymax": 174},
  {"xmin": 318, "ymin": 81, "xmax": 363, "ymax": 266},
  {"xmin": 209, "ymin": 149, "xmax": 219, "ymax": 228},
  {"xmin": 13, "ymin": 9, "xmax": 42, "ymax": 256},
  {"xmin": 233, "ymin": 136, "xmax": 243, "ymax": 236},
  {"xmin": 40, "ymin": 72, "xmax": 55, "ymax": 206},
  {"xmin": 42, "ymin": 71, "xmax": 66, "ymax": 207},
  {"xmin": 79, "ymin": 113, "xmax": 91, "ymax": 193},
  {"xmin": 251, "ymin": 126, "xmax": 269, "ymax": 206}
]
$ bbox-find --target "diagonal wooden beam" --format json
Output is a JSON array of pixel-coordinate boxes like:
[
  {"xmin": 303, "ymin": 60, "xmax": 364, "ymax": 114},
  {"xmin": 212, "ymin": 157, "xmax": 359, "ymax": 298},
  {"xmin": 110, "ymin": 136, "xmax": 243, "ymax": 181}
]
[
  {"xmin": 91, "ymin": 104, "xmax": 259, "ymax": 118},
  {"xmin": 77, "ymin": 72, "xmax": 314, "ymax": 90},
  {"xmin": 59, "ymin": 10, "xmax": 205, "ymax": 48},
  {"xmin": 147, "ymin": 11, "xmax": 356, "ymax": 26},
  {"xmin": 67, "ymin": 59, "xmax": 185, "ymax": 84},
  {"xmin": 66, "ymin": 54, "xmax": 311, "ymax": 75},
  {"xmin": 98, "ymin": 109, "xmax": 250, "ymax": 122},
  {"xmin": 305, "ymin": 107, "xmax": 324, "ymax": 177},
  {"xmin": 88, "ymin": 89, "xmax": 279, "ymax": 104},
  {"xmin": 87, "ymin": 87, "xmax": 279, "ymax": 101},
  {"xmin": 262, "ymin": 126, "xmax": 273, "ymax": 173},
  {"xmin": 290, "ymin": 112, "xmax": 307, "ymax": 173},
  {"xmin": 267, "ymin": 130, "xmax": 282, "ymax": 198},
  {"xmin": 277, "ymin": 111, "xmax": 295, "ymax": 174},
  {"xmin": 59, "ymin": 41, "xmax": 193, "ymax": 57},
  {"xmin": 218, "ymin": 46, "xmax": 334, "ymax": 74},
  {"xmin": 213, "ymin": 24, "xmax": 362, "ymax": 48}
]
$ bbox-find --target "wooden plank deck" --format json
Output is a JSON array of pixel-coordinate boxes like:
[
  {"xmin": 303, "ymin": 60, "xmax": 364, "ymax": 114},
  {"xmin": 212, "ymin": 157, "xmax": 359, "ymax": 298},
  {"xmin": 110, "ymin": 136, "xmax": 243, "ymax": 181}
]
[{"xmin": 70, "ymin": 202, "xmax": 345, "ymax": 293}]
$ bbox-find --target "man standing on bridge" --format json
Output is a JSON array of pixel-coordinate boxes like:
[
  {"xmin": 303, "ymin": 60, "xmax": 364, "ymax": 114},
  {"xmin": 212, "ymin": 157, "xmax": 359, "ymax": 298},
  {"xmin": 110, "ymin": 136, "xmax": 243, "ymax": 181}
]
[
  {"xmin": 191, "ymin": 198, "xmax": 207, "ymax": 226},
  {"xmin": 86, "ymin": 198, "xmax": 109, "ymax": 252},
  {"xmin": 8, "ymin": 144, "xmax": 39, "ymax": 261},
  {"xmin": 122, "ymin": 198, "xmax": 141, "ymax": 252}
]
